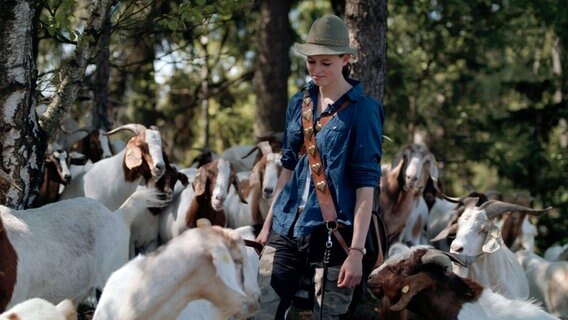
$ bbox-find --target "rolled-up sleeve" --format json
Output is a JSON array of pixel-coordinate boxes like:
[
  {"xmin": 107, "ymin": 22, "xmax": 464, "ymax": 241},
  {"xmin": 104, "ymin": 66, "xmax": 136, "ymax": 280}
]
[{"xmin": 348, "ymin": 98, "xmax": 384, "ymax": 188}]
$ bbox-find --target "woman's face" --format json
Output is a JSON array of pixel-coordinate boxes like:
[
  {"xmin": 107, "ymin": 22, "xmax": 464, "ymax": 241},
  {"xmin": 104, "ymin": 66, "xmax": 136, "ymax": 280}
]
[{"xmin": 306, "ymin": 54, "xmax": 349, "ymax": 87}]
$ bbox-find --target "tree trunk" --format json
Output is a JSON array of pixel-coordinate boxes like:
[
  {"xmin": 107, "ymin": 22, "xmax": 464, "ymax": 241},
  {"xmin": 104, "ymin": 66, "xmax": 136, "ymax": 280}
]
[
  {"xmin": 253, "ymin": 0, "xmax": 291, "ymax": 138},
  {"xmin": 0, "ymin": 0, "xmax": 44, "ymax": 208},
  {"xmin": 92, "ymin": 14, "xmax": 112, "ymax": 130},
  {"xmin": 345, "ymin": 0, "xmax": 387, "ymax": 102}
]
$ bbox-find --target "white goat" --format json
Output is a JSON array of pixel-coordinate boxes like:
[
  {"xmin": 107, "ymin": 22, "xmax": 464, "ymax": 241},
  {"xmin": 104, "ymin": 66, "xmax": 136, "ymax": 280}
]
[
  {"xmin": 60, "ymin": 124, "xmax": 165, "ymax": 211},
  {"xmin": 516, "ymin": 249, "xmax": 568, "ymax": 319},
  {"xmin": 544, "ymin": 243, "xmax": 568, "ymax": 262},
  {"xmin": 0, "ymin": 188, "xmax": 167, "ymax": 311},
  {"xmin": 93, "ymin": 225, "xmax": 260, "ymax": 320},
  {"xmin": 0, "ymin": 298, "xmax": 76, "ymax": 320},
  {"xmin": 159, "ymin": 159, "xmax": 246, "ymax": 243},
  {"xmin": 224, "ymin": 142, "xmax": 282, "ymax": 228},
  {"xmin": 176, "ymin": 225, "xmax": 261, "ymax": 319},
  {"xmin": 368, "ymin": 245, "xmax": 559, "ymax": 320},
  {"xmin": 432, "ymin": 197, "xmax": 552, "ymax": 299}
]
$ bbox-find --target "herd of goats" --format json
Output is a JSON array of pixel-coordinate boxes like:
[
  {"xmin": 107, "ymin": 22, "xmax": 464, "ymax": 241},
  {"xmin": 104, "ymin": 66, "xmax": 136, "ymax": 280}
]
[{"xmin": 0, "ymin": 122, "xmax": 566, "ymax": 320}]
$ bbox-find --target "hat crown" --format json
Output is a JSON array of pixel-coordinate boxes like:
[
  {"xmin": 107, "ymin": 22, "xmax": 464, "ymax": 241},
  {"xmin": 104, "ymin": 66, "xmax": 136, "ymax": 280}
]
[{"xmin": 306, "ymin": 15, "xmax": 350, "ymax": 47}]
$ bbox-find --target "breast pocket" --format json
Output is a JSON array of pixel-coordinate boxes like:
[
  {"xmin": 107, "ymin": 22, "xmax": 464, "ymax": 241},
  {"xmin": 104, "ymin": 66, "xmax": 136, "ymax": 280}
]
[
  {"xmin": 286, "ymin": 122, "xmax": 304, "ymax": 154},
  {"xmin": 319, "ymin": 119, "xmax": 350, "ymax": 156}
]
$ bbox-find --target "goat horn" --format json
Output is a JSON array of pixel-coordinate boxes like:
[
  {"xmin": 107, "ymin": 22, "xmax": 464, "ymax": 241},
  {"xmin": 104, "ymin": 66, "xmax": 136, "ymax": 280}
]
[
  {"xmin": 0, "ymin": 169, "xmax": 23, "ymax": 191},
  {"xmin": 480, "ymin": 200, "xmax": 553, "ymax": 219},
  {"xmin": 439, "ymin": 192, "xmax": 463, "ymax": 203},
  {"xmin": 105, "ymin": 124, "xmax": 147, "ymax": 136},
  {"xmin": 421, "ymin": 250, "xmax": 454, "ymax": 275},
  {"xmin": 241, "ymin": 146, "xmax": 259, "ymax": 159}
]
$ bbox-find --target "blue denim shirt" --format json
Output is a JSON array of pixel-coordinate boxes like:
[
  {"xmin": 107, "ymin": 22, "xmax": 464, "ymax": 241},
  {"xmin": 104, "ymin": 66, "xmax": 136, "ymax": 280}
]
[{"xmin": 272, "ymin": 80, "xmax": 384, "ymax": 237}]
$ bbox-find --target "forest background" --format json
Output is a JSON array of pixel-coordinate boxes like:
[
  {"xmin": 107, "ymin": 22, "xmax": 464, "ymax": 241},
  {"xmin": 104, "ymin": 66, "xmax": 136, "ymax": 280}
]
[{"xmin": 0, "ymin": 0, "xmax": 567, "ymax": 253}]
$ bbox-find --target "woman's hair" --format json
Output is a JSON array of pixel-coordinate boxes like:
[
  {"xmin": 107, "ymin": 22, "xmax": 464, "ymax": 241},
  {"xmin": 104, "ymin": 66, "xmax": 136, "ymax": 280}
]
[{"xmin": 340, "ymin": 54, "xmax": 352, "ymax": 78}]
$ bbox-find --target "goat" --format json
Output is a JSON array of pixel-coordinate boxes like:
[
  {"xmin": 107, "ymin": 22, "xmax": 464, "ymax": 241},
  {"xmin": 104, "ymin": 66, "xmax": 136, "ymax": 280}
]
[
  {"xmin": 159, "ymin": 159, "xmax": 247, "ymax": 243},
  {"xmin": 426, "ymin": 192, "xmax": 489, "ymax": 251},
  {"xmin": 224, "ymin": 141, "xmax": 282, "ymax": 228},
  {"xmin": 367, "ymin": 245, "xmax": 559, "ymax": 320},
  {"xmin": 130, "ymin": 154, "xmax": 189, "ymax": 258},
  {"xmin": 432, "ymin": 197, "xmax": 552, "ymax": 299},
  {"xmin": 544, "ymin": 243, "xmax": 568, "ymax": 262},
  {"xmin": 221, "ymin": 133, "xmax": 284, "ymax": 172},
  {"xmin": 68, "ymin": 128, "xmax": 113, "ymax": 163},
  {"xmin": 379, "ymin": 144, "xmax": 439, "ymax": 245},
  {"xmin": 0, "ymin": 188, "xmax": 168, "ymax": 311},
  {"xmin": 0, "ymin": 298, "xmax": 76, "ymax": 320},
  {"xmin": 176, "ymin": 225, "xmax": 261, "ymax": 319},
  {"xmin": 516, "ymin": 249, "xmax": 568, "ymax": 319},
  {"xmin": 92, "ymin": 225, "xmax": 260, "ymax": 320},
  {"xmin": 59, "ymin": 123, "xmax": 166, "ymax": 211},
  {"xmin": 38, "ymin": 144, "xmax": 72, "ymax": 205}
]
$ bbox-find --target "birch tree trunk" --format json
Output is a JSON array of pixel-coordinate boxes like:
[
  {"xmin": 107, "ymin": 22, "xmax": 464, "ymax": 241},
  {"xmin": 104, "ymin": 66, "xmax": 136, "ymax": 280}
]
[
  {"xmin": 253, "ymin": 0, "xmax": 291, "ymax": 137},
  {"xmin": 345, "ymin": 0, "xmax": 387, "ymax": 102},
  {"xmin": 0, "ymin": 0, "xmax": 43, "ymax": 208}
]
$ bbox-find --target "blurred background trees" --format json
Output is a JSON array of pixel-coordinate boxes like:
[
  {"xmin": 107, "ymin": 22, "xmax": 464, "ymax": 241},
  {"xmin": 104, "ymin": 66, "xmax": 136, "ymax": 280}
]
[{"xmin": 1, "ymin": 0, "xmax": 566, "ymax": 250}]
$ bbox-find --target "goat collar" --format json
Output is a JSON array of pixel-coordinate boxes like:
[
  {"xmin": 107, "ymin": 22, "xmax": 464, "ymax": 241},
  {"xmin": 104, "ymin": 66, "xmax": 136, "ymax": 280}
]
[{"xmin": 450, "ymin": 252, "xmax": 487, "ymax": 267}]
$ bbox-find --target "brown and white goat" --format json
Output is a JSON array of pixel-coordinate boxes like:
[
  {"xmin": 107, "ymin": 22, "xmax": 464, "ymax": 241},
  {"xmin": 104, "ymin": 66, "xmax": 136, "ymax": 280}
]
[
  {"xmin": 93, "ymin": 226, "xmax": 260, "ymax": 320},
  {"xmin": 68, "ymin": 128, "xmax": 113, "ymax": 163},
  {"xmin": 158, "ymin": 159, "xmax": 247, "ymax": 243},
  {"xmin": 368, "ymin": 245, "xmax": 559, "ymax": 320},
  {"xmin": 224, "ymin": 141, "xmax": 282, "ymax": 228},
  {"xmin": 38, "ymin": 144, "xmax": 72, "ymax": 205},
  {"xmin": 380, "ymin": 144, "xmax": 439, "ymax": 245},
  {"xmin": 432, "ymin": 198, "xmax": 552, "ymax": 299},
  {"xmin": 130, "ymin": 153, "xmax": 189, "ymax": 257},
  {"xmin": 59, "ymin": 123, "xmax": 165, "ymax": 211}
]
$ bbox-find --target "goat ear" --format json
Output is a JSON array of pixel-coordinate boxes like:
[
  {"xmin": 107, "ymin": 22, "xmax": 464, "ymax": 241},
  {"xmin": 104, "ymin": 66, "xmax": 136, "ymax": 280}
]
[
  {"xmin": 209, "ymin": 241, "xmax": 246, "ymax": 297},
  {"xmin": 431, "ymin": 222, "xmax": 458, "ymax": 242},
  {"xmin": 193, "ymin": 168, "xmax": 207, "ymax": 196},
  {"xmin": 427, "ymin": 153, "xmax": 439, "ymax": 181},
  {"xmin": 233, "ymin": 175, "xmax": 248, "ymax": 204},
  {"xmin": 178, "ymin": 172, "xmax": 189, "ymax": 186},
  {"xmin": 125, "ymin": 147, "xmax": 143, "ymax": 169},
  {"xmin": 390, "ymin": 273, "xmax": 434, "ymax": 311},
  {"xmin": 482, "ymin": 224, "xmax": 502, "ymax": 253}
]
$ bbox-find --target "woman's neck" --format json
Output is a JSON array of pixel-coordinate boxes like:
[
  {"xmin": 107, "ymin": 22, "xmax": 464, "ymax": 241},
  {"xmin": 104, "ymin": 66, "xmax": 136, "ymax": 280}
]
[{"xmin": 318, "ymin": 78, "xmax": 352, "ymax": 111}]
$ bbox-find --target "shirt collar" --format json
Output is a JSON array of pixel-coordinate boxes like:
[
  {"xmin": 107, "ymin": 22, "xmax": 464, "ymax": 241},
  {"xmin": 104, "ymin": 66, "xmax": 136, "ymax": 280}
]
[{"xmin": 306, "ymin": 79, "xmax": 364, "ymax": 103}]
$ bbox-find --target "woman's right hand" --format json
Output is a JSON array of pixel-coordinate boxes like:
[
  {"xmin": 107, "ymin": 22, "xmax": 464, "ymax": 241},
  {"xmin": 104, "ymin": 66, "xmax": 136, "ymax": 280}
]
[{"xmin": 256, "ymin": 223, "xmax": 271, "ymax": 245}]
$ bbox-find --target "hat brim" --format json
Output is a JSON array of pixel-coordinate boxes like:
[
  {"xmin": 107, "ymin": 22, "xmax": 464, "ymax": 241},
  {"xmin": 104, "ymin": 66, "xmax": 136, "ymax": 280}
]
[{"xmin": 294, "ymin": 43, "xmax": 357, "ymax": 57}]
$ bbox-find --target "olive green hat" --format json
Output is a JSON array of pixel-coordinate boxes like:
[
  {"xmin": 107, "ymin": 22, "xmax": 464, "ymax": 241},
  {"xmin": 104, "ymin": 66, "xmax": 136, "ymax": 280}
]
[{"xmin": 295, "ymin": 15, "xmax": 357, "ymax": 56}]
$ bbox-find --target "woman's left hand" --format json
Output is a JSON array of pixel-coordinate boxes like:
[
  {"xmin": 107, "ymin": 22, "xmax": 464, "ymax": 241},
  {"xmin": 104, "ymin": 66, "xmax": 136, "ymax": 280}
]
[{"xmin": 337, "ymin": 252, "xmax": 363, "ymax": 288}]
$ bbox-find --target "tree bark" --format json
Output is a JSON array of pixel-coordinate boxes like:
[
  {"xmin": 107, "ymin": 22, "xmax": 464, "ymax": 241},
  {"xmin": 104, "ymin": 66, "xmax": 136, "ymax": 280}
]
[
  {"xmin": 253, "ymin": 0, "xmax": 291, "ymax": 138},
  {"xmin": 345, "ymin": 0, "xmax": 387, "ymax": 102},
  {"xmin": 0, "ymin": 0, "xmax": 44, "ymax": 208},
  {"xmin": 92, "ymin": 13, "xmax": 112, "ymax": 130}
]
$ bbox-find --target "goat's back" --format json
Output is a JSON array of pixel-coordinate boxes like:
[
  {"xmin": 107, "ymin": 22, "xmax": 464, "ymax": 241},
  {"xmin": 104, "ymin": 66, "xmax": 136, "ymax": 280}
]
[{"xmin": 2, "ymin": 198, "xmax": 129, "ymax": 308}]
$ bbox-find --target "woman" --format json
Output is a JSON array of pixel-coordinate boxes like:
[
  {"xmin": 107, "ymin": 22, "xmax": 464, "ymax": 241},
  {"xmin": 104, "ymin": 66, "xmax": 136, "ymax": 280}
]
[{"xmin": 256, "ymin": 15, "xmax": 384, "ymax": 319}]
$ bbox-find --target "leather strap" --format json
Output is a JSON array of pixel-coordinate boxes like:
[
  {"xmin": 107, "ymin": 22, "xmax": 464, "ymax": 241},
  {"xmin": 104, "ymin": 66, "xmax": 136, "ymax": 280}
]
[{"xmin": 301, "ymin": 89, "xmax": 351, "ymax": 255}]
